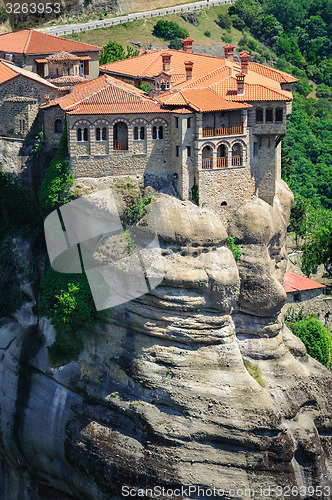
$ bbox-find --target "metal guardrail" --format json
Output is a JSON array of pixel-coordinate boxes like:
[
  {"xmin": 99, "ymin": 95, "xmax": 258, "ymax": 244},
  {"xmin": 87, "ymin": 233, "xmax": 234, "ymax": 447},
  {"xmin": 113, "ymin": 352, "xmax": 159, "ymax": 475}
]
[{"xmin": 38, "ymin": 0, "xmax": 235, "ymax": 36}]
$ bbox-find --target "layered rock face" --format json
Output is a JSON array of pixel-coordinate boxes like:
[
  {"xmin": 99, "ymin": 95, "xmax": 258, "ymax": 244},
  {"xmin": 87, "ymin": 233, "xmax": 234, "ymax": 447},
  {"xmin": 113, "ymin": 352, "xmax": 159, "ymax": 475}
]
[{"xmin": 0, "ymin": 180, "xmax": 331, "ymax": 499}]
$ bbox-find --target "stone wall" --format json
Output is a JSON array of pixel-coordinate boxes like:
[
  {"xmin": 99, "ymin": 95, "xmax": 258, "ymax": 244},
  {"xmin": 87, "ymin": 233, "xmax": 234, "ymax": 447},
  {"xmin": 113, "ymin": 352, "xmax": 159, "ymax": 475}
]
[
  {"xmin": 281, "ymin": 296, "xmax": 332, "ymax": 330},
  {"xmin": 0, "ymin": 76, "xmax": 60, "ymax": 138},
  {"xmin": 67, "ymin": 113, "xmax": 174, "ymax": 181},
  {"xmin": 43, "ymin": 106, "xmax": 66, "ymax": 148}
]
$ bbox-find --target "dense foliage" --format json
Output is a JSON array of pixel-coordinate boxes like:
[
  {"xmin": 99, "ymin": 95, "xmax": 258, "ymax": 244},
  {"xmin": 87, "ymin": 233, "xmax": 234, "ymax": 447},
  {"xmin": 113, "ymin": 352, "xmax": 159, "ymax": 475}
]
[
  {"xmin": 99, "ymin": 41, "xmax": 139, "ymax": 65},
  {"xmin": 152, "ymin": 20, "xmax": 189, "ymax": 41},
  {"xmin": 39, "ymin": 156, "xmax": 75, "ymax": 218},
  {"xmin": 286, "ymin": 315, "xmax": 332, "ymax": 368}
]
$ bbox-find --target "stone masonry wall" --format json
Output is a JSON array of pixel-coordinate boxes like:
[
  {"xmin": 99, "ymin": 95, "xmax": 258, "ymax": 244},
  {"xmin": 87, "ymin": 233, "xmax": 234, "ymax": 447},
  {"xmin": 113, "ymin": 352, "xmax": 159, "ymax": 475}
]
[{"xmin": 67, "ymin": 113, "xmax": 174, "ymax": 181}]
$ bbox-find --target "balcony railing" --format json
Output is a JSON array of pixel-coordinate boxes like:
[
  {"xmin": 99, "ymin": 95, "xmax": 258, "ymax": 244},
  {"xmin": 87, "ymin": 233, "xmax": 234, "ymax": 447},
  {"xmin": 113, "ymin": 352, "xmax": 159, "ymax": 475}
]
[
  {"xmin": 231, "ymin": 155, "xmax": 242, "ymax": 166},
  {"xmin": 217, "ymin": 157, "xmax": 227, "ymax": 168},
  {"xmin": 202, "ymin": 125, "xmax": 243, "ymax": 138},
  {"xmin": 202, "ymin": 158, "xmax": 212, "ymax": 169},
  {"xmin": 113, "ymin": 140, "xmax": 128, "ymax": 150}
]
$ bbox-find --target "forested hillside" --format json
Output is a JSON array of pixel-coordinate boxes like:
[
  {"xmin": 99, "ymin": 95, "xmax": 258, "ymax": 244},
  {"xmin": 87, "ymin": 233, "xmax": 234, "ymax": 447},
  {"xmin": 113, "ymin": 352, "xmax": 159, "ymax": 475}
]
[{"xmin": 228, "ymin": 0, "xmax": 332, "ymax": 276}]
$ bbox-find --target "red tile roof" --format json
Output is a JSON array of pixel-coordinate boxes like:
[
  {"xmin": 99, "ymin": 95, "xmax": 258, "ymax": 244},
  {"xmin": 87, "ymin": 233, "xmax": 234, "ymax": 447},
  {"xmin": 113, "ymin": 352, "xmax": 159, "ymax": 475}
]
[
  {"xmin": 42, "ymin": 74, "xmax": 171, "ymax": 114},
  {"xmin": 46, "ymin": 51, "xmax": 80, "ymax": 62},
  {"xmin": 0, "ymin": 59, "xmax": 58, "ymax": 89},
  {"xmin": 158, "ymin": 87, "xmax": 251, "ymax": 112},
  {"xmin": 0, "ymin": 29, "xmax": 102, "ymax": 55},
  {"xmin": 101, "ymin": 48, "xmax": 296, "ymax": 106},
  {"xmin": 283, "ymin": 271, "xmax": 326, "ymax": 293}
]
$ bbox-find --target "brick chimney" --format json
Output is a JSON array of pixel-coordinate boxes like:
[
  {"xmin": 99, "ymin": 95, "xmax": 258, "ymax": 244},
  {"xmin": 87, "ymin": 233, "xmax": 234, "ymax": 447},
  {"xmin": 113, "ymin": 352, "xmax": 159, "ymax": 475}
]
[
  {"xmin": 223, "ymin": 44, "xmax": 235, "ymax": 61},
  {"xmin": 239, "ymin": 50, "xmax": 250, "ymax": 74},
  {"xmin": 236, "ymin": 72, "xmax": 246, "ymax": 95},
  {"xmin": 162, "ymin": 52, "xmax": 172, "ymax": 72},
  {"xmin": 184, "ymin": 61, "xmax": 193, "ymax": 80},
  {"xmin": 181, "ymin": 37, "xmax": 194, "ymax": 53}
]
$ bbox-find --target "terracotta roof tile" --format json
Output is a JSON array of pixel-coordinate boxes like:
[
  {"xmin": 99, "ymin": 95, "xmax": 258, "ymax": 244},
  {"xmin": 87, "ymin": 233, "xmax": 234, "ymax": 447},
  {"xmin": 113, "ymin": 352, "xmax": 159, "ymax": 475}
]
[
  {"xmin": 0, "ymin": 29, "xmax": 102, "ymax": 55},
  {"xmin": 283, "ymin": 271, "xmax": 326, "ymax": 293},
  {"xmin": 46, "ymin": 51, "xmax": 80, "ymax": 62},
  {"xmin": 43, "ymin": 74, "xmax": 169, "ymax": 114},
  {"xmin": 0, "ymin": 59, "xmax": 59, "ymax": 89},
  {"xmin": 47, "ymin": 75, "xmax": 87, "ymax": 85},
  {"xmin": 158, "ymin": 87, "xmax": 251, "ymax": 112},
  {"xmin": 248, "ymin": 62, "xmax": 298, "ymax": 83},
  {"xmin": 101, "ymin": 49, "xmax": 296, "ymax": 107},
  {"xmin": 212, "ymin": 77, "xmax": 292, "ymax": 101}
]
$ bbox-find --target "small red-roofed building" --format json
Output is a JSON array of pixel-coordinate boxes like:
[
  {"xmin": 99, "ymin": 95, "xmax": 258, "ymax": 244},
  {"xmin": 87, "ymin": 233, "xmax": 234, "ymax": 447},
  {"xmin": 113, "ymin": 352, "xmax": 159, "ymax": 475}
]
[
  {"xmin": 0, "ymin": 29, "xmax": 102, "ymax": 80},
  {"xmin": 283, "ymin": 271, "xmax": 326, "ymax": 303}
]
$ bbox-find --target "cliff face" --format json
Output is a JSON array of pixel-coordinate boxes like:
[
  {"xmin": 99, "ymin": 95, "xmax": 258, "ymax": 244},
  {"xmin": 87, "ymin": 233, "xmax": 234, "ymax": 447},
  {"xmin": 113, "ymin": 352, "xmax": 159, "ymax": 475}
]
[{"xmin": 0, "ymin": 180, "xmax": 331, "ymax": 500}]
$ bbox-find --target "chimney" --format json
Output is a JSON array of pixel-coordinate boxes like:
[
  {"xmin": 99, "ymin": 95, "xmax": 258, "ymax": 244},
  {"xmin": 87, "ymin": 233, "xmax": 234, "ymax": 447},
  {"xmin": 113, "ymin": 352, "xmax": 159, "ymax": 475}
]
[
  {"xmin": 184, "ymin": 60, "xmax": 193, "ymax": 80},
  {"xmin": 236, "ymin": 72, "xmax": 245, "ymax": 95},
  {"xmin": 239, "ymin": 50, "xmax": 250, "ymax": 74},
  {"xmin": 223, "ymin": 44, "xmax": 235, "ymax": 61},
  {"xmin": 181, "ymin": 37, "xmax": 194, "ymax": 53},
  {"xmin": 162, "ymin": 52, "xmax": 172, "ymax": 72}
]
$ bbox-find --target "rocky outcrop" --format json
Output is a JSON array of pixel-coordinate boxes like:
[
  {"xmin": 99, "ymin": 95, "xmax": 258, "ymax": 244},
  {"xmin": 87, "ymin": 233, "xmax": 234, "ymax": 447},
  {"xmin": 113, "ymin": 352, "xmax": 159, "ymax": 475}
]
[{"xmin": 0, "ymin": 179, "xmax": 331, "ymax": 499}]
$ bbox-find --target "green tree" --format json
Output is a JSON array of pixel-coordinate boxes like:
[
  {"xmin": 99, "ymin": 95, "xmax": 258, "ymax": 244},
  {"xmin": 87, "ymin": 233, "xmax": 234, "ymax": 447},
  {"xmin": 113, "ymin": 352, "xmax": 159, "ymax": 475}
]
[
  {"xmin": 39, "ymin": 156, "xmax": 75, "ymax": 218},
  {"xmin": 152, "ymin": 20, "xmax": 189, "ymax": 41},
  {"xmin": 286, "ymin": 317, "xmax": 332, "ymax": 368},
  {"xmin": 99, "ymin": 41, "xmax": 139, "ymax": 65}
]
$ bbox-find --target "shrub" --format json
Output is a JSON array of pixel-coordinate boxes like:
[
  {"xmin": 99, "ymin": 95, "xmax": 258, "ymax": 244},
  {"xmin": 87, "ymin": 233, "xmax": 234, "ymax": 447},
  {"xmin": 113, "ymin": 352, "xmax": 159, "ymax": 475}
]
[
  {"xmin": 153, "ymin": 20, "xmax": 189, "ymax": 41},
  {"xmin": 243, "ymin": 358, "xmax": 265, "ymax": 386},
  {"xmin": 127, "ymin": 195, "xmax": 153, "ymax": 225},
  {"xmin": 204, "ymin": 30, "xmax": 211, "ymax": 37},
  {"xmin": 39, "ymin": 156, "xmax": 75, "ymax": 218},
  {"xmin": 226, "ymin": 236, "xmax": 242, "ymax": 262},
  {"xmin": 168, "ymin": 38, "xmax": 183, "ymax": 50},
  {"xmin": 230, "ymin": 14, "xmax": 245, "ymax": 31},
  {"xmin": 286, "ymin": 316, "xmax": 332, "ymax": 368},
  {"xmin": 0, "ymin": 7, "xmax": 8, "ymax": 23},
  {"xmin": 216, "ymin": 12, "xmax": 232, "ymax": 29},
  {"xmin": 222, "ymin": 33, "xmax": 233, "ymax": 44}
]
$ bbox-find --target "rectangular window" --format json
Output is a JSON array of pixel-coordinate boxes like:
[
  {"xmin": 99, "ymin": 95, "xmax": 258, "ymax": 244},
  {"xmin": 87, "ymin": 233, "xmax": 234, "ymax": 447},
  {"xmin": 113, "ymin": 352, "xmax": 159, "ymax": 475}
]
[
  {"xmin": 187, "ymin": 146, "xmax": 191, "ymax": 157},
  {"xmin": 176, "ymin": 145, "xmax": 180, "ymax": 157},
  {"xmin": 256, "ymin": 109, "xmax": 263, "ymax": 123},
  {"xmin": 175, "ymin": 117, "xmax": 179, "ymax": 128},
  {"xmin": 268, "ymin": 136, "xmax": 271, "ymax": 148},
  {"xmin": 266, "ymin": 109, "xmax": 273, "ymax": 123},
  {"xmin": 84, "ymin": 60, "xmax": 89, "ymax": 75},
  {"xmin": 253, "ymin": 142, "xmax": 258, "ymax": 156},
  {"xmin": 276, "ymin": 108, "xmax": 283, "ymax": 122},
  {"xmin": 187, "ymin": 117, "xmax": 191, "ymax": 129},
  {"xmin": 19, "ymin": 119, "xmax": 25, "ymax": 132}
]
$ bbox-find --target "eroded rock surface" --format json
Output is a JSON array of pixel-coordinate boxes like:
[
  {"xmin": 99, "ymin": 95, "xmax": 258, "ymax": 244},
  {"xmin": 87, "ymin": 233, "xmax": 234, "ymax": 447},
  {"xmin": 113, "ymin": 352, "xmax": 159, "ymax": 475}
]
[{"xmin": 0, "ymin": 180, "xmax": 331, "ymax": 500}]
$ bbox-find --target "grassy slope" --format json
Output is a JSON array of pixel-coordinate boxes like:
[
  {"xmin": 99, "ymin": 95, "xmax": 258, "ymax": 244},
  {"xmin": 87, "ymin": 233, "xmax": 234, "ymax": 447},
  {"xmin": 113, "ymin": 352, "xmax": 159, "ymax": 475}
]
[{"xmin": 63, "ymin": 5, "xmax": 244, "ymax": 50}]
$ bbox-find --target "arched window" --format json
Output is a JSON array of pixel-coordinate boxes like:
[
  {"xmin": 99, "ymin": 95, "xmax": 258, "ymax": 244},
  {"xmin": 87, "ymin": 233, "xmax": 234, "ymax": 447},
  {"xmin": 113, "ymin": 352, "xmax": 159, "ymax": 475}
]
[
  {"xmin": 217, "ymin": 144, "xmax": 227, "ymax": 168},
  {"xmin": 152, "ymin": 126, "xmax": 157, "ymax": 139},
  {"xmin": 201, "ymin": 145, "xmax": 213, "ymax": 169},
  {"xmin": 102, "ymin": 127, "xmax": 107, "ymax": 141},
  {"xmin": 55, "ymin": 119, "xmax": 63, "ymax": 133},
  {"xmin": 158, "ymin": 126, "xmax": 163, "ymax": 139},
  {"xmin": 232, "ymin": 143, "xmax": 243, "ymax": 166},
  {"xmin": 140, "ymin": 127, "xmax": 145, "ymax": 140},
  {"xmin": 153, "ymin": 125, "xmax": 164, "ymax": 140},
  {"xmin": 77, "ymin": 128, "xmax": 82, "ymax": 141},
  {"xmin": 134, "ymin": 127, "xmax": 139, "ymax": 140},
  {"xmin": 113, "ymin": 122, "xmax": 128, "ymax": 150},
  {"xmin": 83, "ymin": 128, "xmax": 88, "ymax": 142},
  {"xmin": 96, "ymin": 127, "xmax": 101, "ymax": 141}
]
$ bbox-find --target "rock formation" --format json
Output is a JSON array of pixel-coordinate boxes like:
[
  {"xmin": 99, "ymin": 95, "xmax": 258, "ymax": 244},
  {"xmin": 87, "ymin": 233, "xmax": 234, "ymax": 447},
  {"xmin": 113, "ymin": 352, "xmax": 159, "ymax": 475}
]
[{"xmin": 0, "ymin": 179, "xmax": 331, "ymax": 499}]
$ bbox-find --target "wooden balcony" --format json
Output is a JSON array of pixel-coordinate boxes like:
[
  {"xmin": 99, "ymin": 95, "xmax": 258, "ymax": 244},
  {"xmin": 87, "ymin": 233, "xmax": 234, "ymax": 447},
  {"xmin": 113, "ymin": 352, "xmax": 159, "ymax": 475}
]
[
  {"xmin": 217, "ymin": 157, "xmax": 227, "ymax": 168},
  {"xmin": 113, "ymin": 140, "xmax": 128, "ymax": 150},
  {"xmin": 202, "ymin": 125, "xmax": 243, "ymax": 138},
  {"xmin": 231, "ymin": 155, "xmax": 242, "ymax": 166},
  {"xmin": 202, "ymin": 158, "xmax": 212, "ymax": 169}
]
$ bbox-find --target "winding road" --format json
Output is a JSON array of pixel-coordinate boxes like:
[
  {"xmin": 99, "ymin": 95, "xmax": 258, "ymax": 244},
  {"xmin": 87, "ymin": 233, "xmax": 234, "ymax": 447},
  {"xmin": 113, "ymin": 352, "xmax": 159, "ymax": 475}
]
[{"xmin": 38, "ymin": 0, "xmax": 235, "ymax": 37}]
